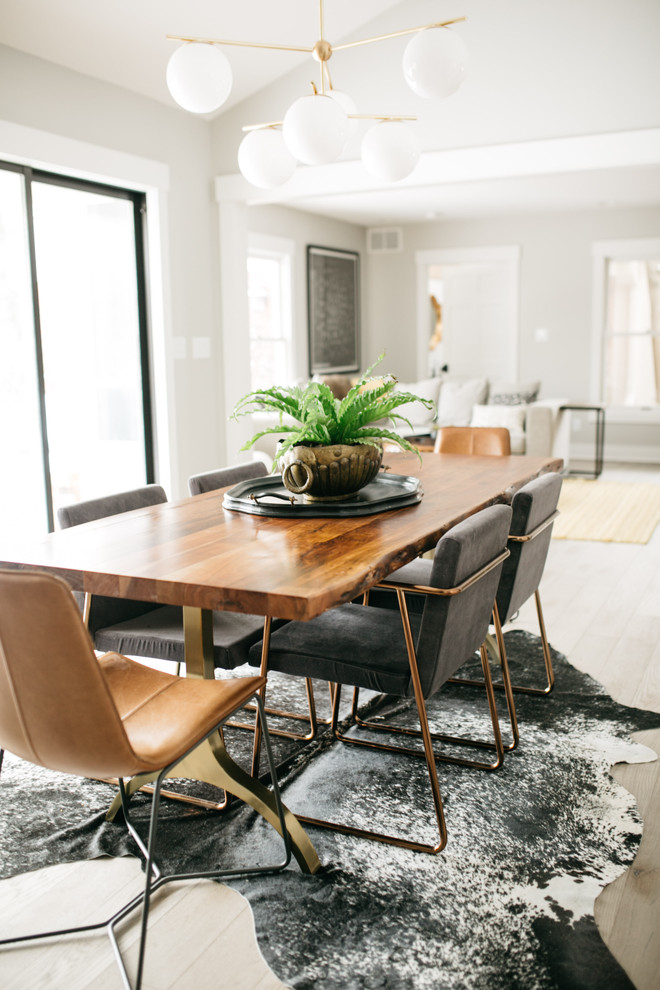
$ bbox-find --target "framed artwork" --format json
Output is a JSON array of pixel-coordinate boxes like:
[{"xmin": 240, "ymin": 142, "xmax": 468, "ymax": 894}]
[{"xmin": 307, "ymin": 245, "xmax": 360, "ymax": 375}]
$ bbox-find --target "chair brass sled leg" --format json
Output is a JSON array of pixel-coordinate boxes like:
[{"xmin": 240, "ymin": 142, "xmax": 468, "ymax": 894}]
[
  {"xmin": 296, "ymin": 626, "xmax": 451, "ymax": 855},
  {"xmin": 227, "ymin": 676, "xmax": 329, "ymax": 740},
  {"xmin": 451, "ymin": 591, "xmax": 555, "ymax": 697},
  {"xmin": 285, "ymin": 596, "xmax": 506, "ymax": 854},
  {"xmin": 351, "ymin": 604, "xmax": 519, "ymax": 760}
]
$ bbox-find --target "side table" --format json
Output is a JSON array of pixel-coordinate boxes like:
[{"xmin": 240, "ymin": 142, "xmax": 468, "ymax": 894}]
[{"xmin": 560, "ymin": 404, "xmax": 605, "ymax": 478}]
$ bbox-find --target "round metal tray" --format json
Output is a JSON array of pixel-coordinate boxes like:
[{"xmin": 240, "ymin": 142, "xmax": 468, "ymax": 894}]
[{"xmin": 223, "ymin": 472, "xmax": 423, "ymax": 517}]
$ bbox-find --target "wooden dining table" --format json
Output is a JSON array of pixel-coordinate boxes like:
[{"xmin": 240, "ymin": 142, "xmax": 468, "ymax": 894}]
[{"xmin": 0, "ymin": 451, "xmax": 562, "ymax": 873}]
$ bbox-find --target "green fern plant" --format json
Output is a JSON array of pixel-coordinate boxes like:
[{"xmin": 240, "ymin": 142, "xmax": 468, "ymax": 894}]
[{"xmin": 230, "ymin": 354, "xmax": 436, "ymax": 467}]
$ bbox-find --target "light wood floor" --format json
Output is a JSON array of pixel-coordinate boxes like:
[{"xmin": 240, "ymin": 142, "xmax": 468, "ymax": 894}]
[
  {"xmin": 0, "ymin": 463, "xmax": 658, "ymax": 989},
  {"xmin": 514, "ymin": 462, "xmax": 660, "ymax": 990}
]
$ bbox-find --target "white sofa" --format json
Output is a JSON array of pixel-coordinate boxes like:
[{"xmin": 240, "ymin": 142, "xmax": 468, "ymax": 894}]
[
  {"xmin": 247, "ymin": 374, "xmax": 570, "ymax": 468},
  {"xmin": 379, "ymin": 374, "xmax": 570, "ymax": 462}
]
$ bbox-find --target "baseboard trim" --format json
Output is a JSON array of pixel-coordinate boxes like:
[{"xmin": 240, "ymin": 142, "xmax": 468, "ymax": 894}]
[{"xmin": 569, "ymin": 442, "xmax": 660, "ymax": 465}]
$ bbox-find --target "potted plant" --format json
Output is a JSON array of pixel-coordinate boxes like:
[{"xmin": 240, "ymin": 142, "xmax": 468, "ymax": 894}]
[{"xmin": 230, "ymin": 354, "xmax": 436, "ymax": 501}]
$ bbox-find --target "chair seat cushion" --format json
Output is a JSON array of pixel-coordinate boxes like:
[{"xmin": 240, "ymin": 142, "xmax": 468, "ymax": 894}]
[
  {"xmin": 249, "ymin": 604, "xmax": 422, "ymax": 697},
  {"xmin": 101, "ymin": 652, "xmax": 265, "ymax": 768},
  {"xmin": 95, "ymin": 605, "xmax": 269, "ymax": 669}
]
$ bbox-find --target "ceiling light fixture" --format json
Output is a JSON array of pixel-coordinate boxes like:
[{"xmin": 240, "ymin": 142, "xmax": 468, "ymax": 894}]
[{"xmin": 166, "ymin": 1, "xmax": 468, "ymax": 189}]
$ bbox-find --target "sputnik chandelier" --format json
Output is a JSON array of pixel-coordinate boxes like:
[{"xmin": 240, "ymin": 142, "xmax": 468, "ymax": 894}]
[{"xmin": 166, "ymin": 1, "xmax": 468, "ymax": 189}]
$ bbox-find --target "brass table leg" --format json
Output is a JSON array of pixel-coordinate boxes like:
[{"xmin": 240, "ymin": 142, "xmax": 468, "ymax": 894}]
[{"xmin": 108, "ymin": 606, "xmax": 320, "ymax": 875}]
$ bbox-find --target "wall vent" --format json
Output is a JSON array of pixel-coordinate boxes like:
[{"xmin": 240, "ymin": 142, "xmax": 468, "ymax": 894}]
[{"xmin": 367, "ymin": 227, "xmax": 403, "ymax": 254}]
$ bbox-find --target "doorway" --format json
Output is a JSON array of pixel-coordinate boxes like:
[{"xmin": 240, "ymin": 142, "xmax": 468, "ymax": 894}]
[{"xmin": 415, "ymin": 246, "xmax": 520, "ymax": 382}]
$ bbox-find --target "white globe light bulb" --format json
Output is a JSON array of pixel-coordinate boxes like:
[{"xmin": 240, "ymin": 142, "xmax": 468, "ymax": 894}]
[
  {"xmin": 238, "ymin": 129, "xmax": 297, "ymax": 189},
  {"xmin": 282, "ymin": 95, "xmax": 349, "ymax": 165},
  {"xmin": 361, "ymin": 121, "xmax": 420, "ymax": 182},
  {"xmin": 166, "ymin": 43, "xmax": 233, "ymax": 114},
  {"xmin": 403, "ymin": 28, "xmax": 469, "ymax": 99}
]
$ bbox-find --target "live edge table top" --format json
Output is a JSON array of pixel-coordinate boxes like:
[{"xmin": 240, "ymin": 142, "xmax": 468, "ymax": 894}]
[{"xmin": 0, "ymin": 453, "xmax": 562, "ymax": 623}]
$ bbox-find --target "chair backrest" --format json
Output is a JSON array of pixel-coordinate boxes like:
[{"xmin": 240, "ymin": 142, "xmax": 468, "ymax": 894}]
[
  {"xmin": 0, "ymin": 570, "xmax": 139, "ymax": 778},
  {"xmin": 57, "ymin": 484, "xmax": 168, "ymax": 529},
  {"xmin": 434, "ymin": 427, "xmax": 511, "ymax": 456},
  {"xmin": 188, "ymin": 462, "xmax": 268, "ymax": 496},
  {"xmin": 496, "ymin": 472, "xmax": 563, "ymax": 624},
  {"xmin": 415, "ymin": 503, "xmax": 513, "ymax": 697},
  {"xmin": 57, "ymin": 485, "xmax": 168, "ymax": 634}
]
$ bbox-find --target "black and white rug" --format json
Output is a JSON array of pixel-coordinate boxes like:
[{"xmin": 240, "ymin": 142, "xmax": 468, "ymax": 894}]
[{"xmin": 1, "ymin": 631, "xmax": 658, "ymax": 990}]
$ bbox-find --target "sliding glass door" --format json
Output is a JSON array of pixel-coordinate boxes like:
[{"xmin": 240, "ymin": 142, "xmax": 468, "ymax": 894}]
[{"xmin": 0, "ymin": 163, "xmax": 153, "ymax": 538}]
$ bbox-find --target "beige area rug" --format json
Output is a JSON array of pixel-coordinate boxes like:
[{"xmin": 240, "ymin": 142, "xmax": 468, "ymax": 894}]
[{"xmin": 553, "ymin": 478, "xmax": 660, "ymax": 543}]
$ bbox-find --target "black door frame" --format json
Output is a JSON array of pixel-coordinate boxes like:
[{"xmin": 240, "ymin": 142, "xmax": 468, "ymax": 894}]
[{"xmin": 0, "ymin": 161, "xmax": 155, "ymax": 531}]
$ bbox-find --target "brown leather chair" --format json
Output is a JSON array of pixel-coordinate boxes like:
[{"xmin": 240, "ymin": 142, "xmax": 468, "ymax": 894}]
[
  {"xmin": 58, "ymin": 486, "xmax": 320, "ymax": 747},
  {"xmin": 0, "ymin": 569, "xmax": 292, "ymax": 990},
  {"xmin": 434, "ymin": 426, "xmax": 511, "ymax": 456}
]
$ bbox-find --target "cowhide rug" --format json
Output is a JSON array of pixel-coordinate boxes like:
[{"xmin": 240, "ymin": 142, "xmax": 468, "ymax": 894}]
[{"xmin": 0, "ymin": 631, "xmax": 658, "ymax": 990}]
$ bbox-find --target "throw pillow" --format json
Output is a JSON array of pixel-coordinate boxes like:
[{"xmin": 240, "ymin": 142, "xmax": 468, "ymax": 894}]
[
  {"xmin": 316, "ymin": 374, "xmax": 355, "ymax": 400},
  {"xmin": 437, "ymin": 378, "xmax": 488, "ymax": 427},
  {"xmin": 488, "ymin": 380, "xmax": 541, "ymax": 406},
  {"xmin": 394, "ymin": 376, "xmax": 442, "ymax": 430},
  {"xmin": 471, "ymin": 403, "xmax": 527, "ymax": 454}
]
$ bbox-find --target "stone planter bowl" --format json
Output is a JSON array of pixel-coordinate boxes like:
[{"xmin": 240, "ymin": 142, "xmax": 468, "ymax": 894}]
[{"xmin": 280, "ymin": 443, "xmax": 383, "ymax": 501}]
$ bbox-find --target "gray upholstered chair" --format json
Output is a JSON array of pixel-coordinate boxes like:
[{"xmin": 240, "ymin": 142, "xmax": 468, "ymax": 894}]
[
  {"xmin": 188, "ymin": 461, "xmax": 268, "ymax": 496},
  {"xmin": 57, "ymin": 484, "xmax": 169, "ymax": 630},
  {"xmin": 57, "ymin": 486, "xmax": 268, "ymax": 676},
  {"xmin": 0, "ymin": 568, "xmax": 291, "ymax": 990},
  {"xmin": 369, "ymin": 472, "xmax": 562, "ymax": 696},
  {"xmin": 58, "ymin": 485, "xmax": 318, "ymax": 745},
  {"xmin": 248, "ymin": 504, "xmax": 513, "ymax": 854},
  {"xmin": 485, "ymin": 471, "xmax": 562, "ymax": 694}
]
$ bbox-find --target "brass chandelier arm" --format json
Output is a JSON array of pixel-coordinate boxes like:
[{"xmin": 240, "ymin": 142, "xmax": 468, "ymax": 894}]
[
  {"xmin": 166, "ymin": 35, "xmax": 313, "ymax": 54},
  {"xmin": 331, "ymin": 16, "xmax": 467, "ymax": 52},
  {"xmin": 349, "ymin": 114, "xmax": 417, "ymax": 122},
  {"xmin": 242, "ymin": 121, "xmax": 285, "ymax": 132},
  {"xmin": 166, "ymin": 14, "xmax": 466, "ymax": 58},
  {"xmin": 242, "ymin": 112, "xmax": 418, "ymax": 132}
]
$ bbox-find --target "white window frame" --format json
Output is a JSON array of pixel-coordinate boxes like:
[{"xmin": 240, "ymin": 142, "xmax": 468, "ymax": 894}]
[
  {"xmin": 591, "ymin": 238, "xmax": 660, "ymax": 424},
  {"xmin": 247, "ymin": 233, "xmax": 295, "ymax": 388}
]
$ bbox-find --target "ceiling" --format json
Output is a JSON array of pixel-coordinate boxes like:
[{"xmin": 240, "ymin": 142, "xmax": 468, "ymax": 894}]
[
  {"xmin": 0, "ymin": 0, "xmax": 406, "ymax": 112},
  {"xmin": 2, "ymin": 0, "xmax": 660, "ymax": 225}
]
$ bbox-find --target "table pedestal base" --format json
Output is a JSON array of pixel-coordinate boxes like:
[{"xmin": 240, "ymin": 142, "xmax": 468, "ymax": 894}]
[{"xmin": 105, "ymin": 730, "xmax": 321, "ymax": 875}]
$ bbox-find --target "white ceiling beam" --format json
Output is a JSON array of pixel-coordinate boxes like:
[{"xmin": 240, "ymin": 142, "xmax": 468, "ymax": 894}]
[{"xmin": 215, "ymin": 128, "xmax": 660, "ymax": 205}]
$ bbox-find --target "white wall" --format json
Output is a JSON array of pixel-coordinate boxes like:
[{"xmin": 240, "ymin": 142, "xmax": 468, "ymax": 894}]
[
  {"xmin": 374, "ymin": 207, "xmax": 660, "ymax": 391},
  {"xmin": 365, "ymin": 207, "xmax": 660, "ymax": 460},
  {"xmin": 0, "ymin": 44, "xmax": 223, "ymax": 498}
]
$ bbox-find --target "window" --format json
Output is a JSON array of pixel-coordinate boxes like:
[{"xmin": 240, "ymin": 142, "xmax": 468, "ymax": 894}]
[
  {"xmin": 247, "ymin": 237, "xmax": 293, "ymax": 390},
  {"xmin": 592, "ymin": 239, "xmax": 660, "ymax": 416},
  {"xmin": 604, "ymin": 259, "xmax": 660, "ymax": 407},
  {"xmin": 0, "ymin": 162, "xmax": 154, "ymax": 537}
]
